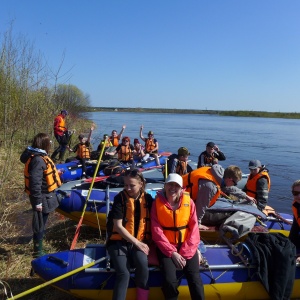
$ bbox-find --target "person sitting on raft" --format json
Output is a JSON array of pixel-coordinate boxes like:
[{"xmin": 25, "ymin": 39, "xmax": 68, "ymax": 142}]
[
  {"xmin": 97, "ymin": 134, "xmax": 113, "ymax": 152},
  {"xmin": 243, "ymin": 159, "xmax": 271, "ymax": 211},
  {"xmin": 163, "ymin": 146, "xmax": 193, "ymax": 178},
  {"xmin": 289, "ymin": 179, "xmax": 300, "ymax": 263},
  {"xmin": 69, "ymin": 125, "xmax": 94, "ymax": 179},
  {"xmin": 106, "ymin": 169, "xmax": 153, "ymax": 300},
  {"xmin": 133, "ymin": 138, "xmax": 149, "ymax": 162},
  {"xmin": 105, "ymin": 136, "xmax": 135, "ymax": 165},
  {"xmin": 197, "ymin": 141, "xmax": 226, "ymax": 168},
  {"xmin": 182, "ymin": 164, "xmax": 256, "ymax": 230},
  {"xmin": 140, "ymin": 125, "xmax": 160, "ymax": 166},
  {"xmin": 110, "ymin": 125, "xmax": 126, "ymax": 147},
  {"xmin": 151, "ymin": 173, "xmax": 205, "ymax": 300}
]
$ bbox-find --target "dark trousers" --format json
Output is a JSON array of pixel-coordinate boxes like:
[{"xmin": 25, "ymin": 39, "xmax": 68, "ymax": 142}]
[
  {"xmin": 51, "ymin": 134, "xmax": 67, "ymax": 160},
  {"xmin": 32, "ymin": 210, "xmax": 49, "ymax": 241},
  {"xmin": 77, "ymin": 157, "xmax": 87, "ymax": 174},
  {"xmin": 107, "ymin": 241, "xmax": 149, "ymax": 300},
  {"xmin": 157, "ymin": 248, "xmax": 205, "ymax": 300}
]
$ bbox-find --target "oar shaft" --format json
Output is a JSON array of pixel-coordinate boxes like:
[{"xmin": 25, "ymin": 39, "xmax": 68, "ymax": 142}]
[{"xmin": 7, "ymin": 257, "xmax": 106, "ymax": 300}]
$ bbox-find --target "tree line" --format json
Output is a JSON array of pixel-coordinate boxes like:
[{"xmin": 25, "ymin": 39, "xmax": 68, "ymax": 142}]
[{"xmin": 0, "ymin": 24, "xmax": 90, "ymax": 201}]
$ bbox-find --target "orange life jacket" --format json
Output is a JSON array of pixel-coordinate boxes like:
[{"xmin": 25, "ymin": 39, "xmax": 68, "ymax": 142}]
[
  {"xmin": 54, "ymin": 115, "xmax": 66, "ymax": 136},
  {"xmin": 245, "ymin": 171, "xmax": 271, "ymax": 198},
  {"xmin": 155, "ymin": 192, "xmax": 191, "ymax": 245},
  {"xmin": 118, "ymin": 145, "xmax": 133, "ymax": 161},
  {"xmin": 292, "ymin": 201, "xmax": 300, "ymax": 227},
  {"xmin": 182, "ymin": 167, "xmax": 220, "ymax": 206},
  {"xmin": 108, "ymin": 191, "xmax": 151, "ymax": 242},
  {"xmin": 110, "ymin": 136, "xmax": 119, "ymax": 147},
  {"xmin": 24, "ymin": 155, "xmax": 62, "ymax": 195},
  {"xmin": 176, "ymin": 160, "xmax": 188, "ymax": 176},
  {"xmin": 145, "ymin": 139, "xmax": 156, "ymax": 152},
  {"xmin": 76, "ymin": 143, "xmax": 90, "ymax": 159}
]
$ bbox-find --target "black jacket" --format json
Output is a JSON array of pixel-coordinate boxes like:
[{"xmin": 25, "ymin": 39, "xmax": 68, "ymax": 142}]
[
  {"xmin": 20, "ymin": 147, "xmax": 59, "ymax": 213},
  {"xmin": 245, "ymin": 232, "xmax": 296, "ymax": 300}
]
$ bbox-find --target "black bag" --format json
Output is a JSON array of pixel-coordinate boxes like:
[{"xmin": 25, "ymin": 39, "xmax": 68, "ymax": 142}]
[
  {"xmin": 105, "ymin": 175, "xmax": 125, "ymax": 187},
  {"xmin": 103, "ymin": 165, "xmax": 124, "ymax": 176}
]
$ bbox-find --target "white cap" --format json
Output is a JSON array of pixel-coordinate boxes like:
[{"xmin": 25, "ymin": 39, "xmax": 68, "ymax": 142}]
[{"xmin": 165, "ymin": 173, "xmax": 183, "ymax": 188}]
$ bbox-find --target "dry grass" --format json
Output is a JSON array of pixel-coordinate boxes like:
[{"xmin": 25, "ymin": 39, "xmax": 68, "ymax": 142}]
[{"xmin": 0, "ymin": 193, "xmax": 105, "ymax": 300}]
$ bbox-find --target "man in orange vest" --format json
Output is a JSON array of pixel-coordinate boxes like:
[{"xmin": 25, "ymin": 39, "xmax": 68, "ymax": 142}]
[
  {"xmin": 51, "ymin": 110, "xmax": 69, "ymax": 163},
  {"xmin": 182, "ymin": 165, "xmax": 256, "ymax": 230},
  {"xmin": 243, "ymin": 159, "xmax": 271, "ymax": 211}
]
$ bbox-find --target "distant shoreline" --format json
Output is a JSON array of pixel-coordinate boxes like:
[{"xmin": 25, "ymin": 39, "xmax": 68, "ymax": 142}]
[{"xmin": 88, "ymin": 107, "xmax": 300, "ymax": 119}]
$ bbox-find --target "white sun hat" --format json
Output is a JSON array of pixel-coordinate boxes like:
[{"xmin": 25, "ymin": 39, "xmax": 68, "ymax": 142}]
[{"xmin": 165, "ymin": 173, "xmax": 183, "ymax": 188}]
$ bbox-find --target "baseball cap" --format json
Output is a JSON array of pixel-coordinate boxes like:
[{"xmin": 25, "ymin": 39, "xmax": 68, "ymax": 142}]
[
  {"xmin": 78, "ymin": 134, "xmax": 84, "ymax": 139},
  {"xmin": 178, "ymin": 147, "xmax": 190, "ymax": 156},
  {"xmin": 165, "ymin": 173, "xmax": 183, "ymax": 188},
  {"xmin": 248, "ymin": 159, "xmax": 262, "ymax": 169},
  {"xmin": 206, "ymin": 142, "xmax": 215, "ymax": 148},
  {"xmin": 148, "ymin": 131, "xmax": 154, "ymax": 135},
  {"xmin": 61, "ymin": 110, "xmax": 68, "ymax": 115}
]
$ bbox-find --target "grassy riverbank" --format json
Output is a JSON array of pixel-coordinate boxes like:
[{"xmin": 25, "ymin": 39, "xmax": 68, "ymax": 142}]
[
  {"xmin": 90, "ymin": 107, "xmax": 300, "ymax": 119},
  {"xmin": 0, "ymin": 198, "xmax": 104, "ymax": 299},
  {"xmin": 0, "ymin": 120, "xmax": 96, "ymax": 299}
]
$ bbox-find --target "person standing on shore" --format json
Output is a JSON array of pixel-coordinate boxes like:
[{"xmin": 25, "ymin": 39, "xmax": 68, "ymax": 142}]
[
  {"xmin": 20, "ymin": 133, "xmax": 62, "ymax": 257},
  {"xmin": 51, "ymin": 110, "xmax": 70, "ymax": 163}
]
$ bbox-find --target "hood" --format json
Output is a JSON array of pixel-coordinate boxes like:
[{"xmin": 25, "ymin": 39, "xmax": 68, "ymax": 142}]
[
  {"xmin": 20, "ymin": 146, "xmax": 47, "ymax": 164},
  {"xmin": 210, "ymin": 164, "xmax": 224, "ymax": 185}
]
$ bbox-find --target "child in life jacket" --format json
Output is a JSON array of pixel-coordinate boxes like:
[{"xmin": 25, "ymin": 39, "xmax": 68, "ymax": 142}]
[
  {"xmin": 133, "ymin": 138, "xmax": 149, "ymax": 163},
  {"xmin": 69, "ymin": 125, "xmax": 94, "ymax": 178}
]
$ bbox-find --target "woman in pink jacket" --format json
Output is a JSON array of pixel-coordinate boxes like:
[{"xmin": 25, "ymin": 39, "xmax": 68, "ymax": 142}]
[{"xmin": 151, "ymin": 173, "xmax": 205, "ymax": 300}]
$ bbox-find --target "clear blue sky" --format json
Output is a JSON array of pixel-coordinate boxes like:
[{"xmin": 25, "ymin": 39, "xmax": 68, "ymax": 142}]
[{"xmin": 1, "ymin": 0, "xmax": 299, "ymax": 112}]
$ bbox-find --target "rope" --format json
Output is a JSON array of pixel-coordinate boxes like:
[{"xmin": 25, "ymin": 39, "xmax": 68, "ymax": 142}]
[{"xmin": 70, "ymin": 136, "xmax": 107, "ymax": 250}]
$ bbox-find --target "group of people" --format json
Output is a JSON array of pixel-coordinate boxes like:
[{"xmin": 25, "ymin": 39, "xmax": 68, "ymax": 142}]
[
  {"xmin": 106, "ymin": 170, "xmax": 205, "ymax": 300},
  {"xmin": 20, "ymin": 110, "xmax": 300, "ymax": 299},
  {"xmin": 103, "ymin": 125, "xmax": 161, "ymax": 166}
]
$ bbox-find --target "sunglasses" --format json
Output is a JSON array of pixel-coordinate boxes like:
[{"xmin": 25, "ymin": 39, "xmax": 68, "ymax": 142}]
[
  {"xmin": 292, "ymin": 191, "xmax": 300, "ymax": 196},
  {"xmin": 124, "ymin": 169, "xmax": 145, "ymax": 181},
  {"xmin": 231, "ymin": 178, "xmax": 238, "ymax": 186}
]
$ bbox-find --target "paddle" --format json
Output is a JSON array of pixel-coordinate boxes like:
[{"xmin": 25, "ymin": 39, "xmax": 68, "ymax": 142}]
[
  {"xmin": 105, "ymin": 185, "xmax": 111, "ymax": 271},
  {"xmin": 6, "ymin": 256, "xmax": 107, "ymax": 300},
  {"xmin": 263, "ymin": 205, "xmax": 292, "ymax": 225},
  {"xmin": 70, "ymin": 137, "xmax": 107, "ymax": 250}
]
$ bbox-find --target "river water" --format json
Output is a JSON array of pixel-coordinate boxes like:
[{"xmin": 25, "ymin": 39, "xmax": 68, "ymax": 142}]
[{"xmin": 87, "ymin": 111, "xmax": 300, "ymax": 214}]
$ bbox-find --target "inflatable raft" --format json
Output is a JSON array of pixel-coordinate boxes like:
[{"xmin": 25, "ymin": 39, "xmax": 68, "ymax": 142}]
[
  {"xmin": 56, "ymin": 151, "xmax": 171, "ymax": 182},
  {"xmin": 31, "ymin": 240, "xmax": 299, "ymax": 300}
]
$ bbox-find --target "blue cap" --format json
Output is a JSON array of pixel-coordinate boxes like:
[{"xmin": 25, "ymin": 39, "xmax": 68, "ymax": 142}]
[{"xmin": 61, "ymin": 110, "xmax": 68, "ymax": 115}]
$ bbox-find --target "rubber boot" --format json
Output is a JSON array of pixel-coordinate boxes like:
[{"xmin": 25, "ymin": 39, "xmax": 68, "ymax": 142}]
[
  {"xmin": 136, "ymin": 288, "xmax": 149, "ymax": 300},
  {"xmin": 33, "ymin": 239, "xmax": 44, "ymax": 258}
]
